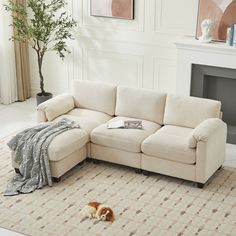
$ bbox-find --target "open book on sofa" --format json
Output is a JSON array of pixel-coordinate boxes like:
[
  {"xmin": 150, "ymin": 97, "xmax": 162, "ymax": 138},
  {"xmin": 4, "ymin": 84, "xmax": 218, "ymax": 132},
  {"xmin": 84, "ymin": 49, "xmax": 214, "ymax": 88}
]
[{"xmin": 107, "ymin": 119, "xmax": 142, "ymax": 129}]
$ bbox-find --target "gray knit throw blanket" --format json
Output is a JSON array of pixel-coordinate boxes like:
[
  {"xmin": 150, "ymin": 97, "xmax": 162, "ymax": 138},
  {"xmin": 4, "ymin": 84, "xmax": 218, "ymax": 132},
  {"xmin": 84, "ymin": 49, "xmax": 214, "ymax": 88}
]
[{"xmin": 4, "ymin": 118, "xmax": 80, "ymax": 196}]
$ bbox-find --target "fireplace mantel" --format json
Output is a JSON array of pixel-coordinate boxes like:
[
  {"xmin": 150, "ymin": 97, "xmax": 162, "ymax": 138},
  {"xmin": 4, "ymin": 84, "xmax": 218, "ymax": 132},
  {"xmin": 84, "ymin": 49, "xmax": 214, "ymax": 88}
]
[{"xmin": 175, "ymin": 37, "xmax": 236, "ymax": 96}]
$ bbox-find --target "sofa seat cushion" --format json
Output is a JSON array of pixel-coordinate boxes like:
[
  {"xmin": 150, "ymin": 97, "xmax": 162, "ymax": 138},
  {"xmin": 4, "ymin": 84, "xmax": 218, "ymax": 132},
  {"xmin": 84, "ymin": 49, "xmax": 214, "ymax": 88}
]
[
  {"xmin": 48, "ymin": 129, "xmax": 89, "ymax": 162},
  {"xmin": 53, "ymin": 108, "xmax": 112, "ymax": 133},
  {"xmin": 142, "ymin": 125, "xmax": 196, "ymax": 164},
  {"xmin": 91, "ymin": 116, "xmax": 161, "ymax": 153}
]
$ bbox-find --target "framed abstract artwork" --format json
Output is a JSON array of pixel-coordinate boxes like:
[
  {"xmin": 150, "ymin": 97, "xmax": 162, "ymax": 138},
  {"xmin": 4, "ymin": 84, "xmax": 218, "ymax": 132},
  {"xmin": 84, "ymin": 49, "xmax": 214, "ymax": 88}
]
[
  {"xmin": 196, "ymin": 0, "xmax": 236, "ymax": 41},
  {"xmin": 90, "ymin": 0, "xmax": 134, "ymax": 20}
]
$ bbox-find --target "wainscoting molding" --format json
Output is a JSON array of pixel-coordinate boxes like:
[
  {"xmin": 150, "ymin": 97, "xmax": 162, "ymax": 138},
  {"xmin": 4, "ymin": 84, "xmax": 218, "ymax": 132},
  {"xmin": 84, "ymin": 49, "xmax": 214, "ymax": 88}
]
[
  {"xmin": 153, "ymin": 57, "xmax": 176, "ymax": 93},
  {"xmin": 155, "ymin": 0, "xmax": 198, "ymax": 35},
  {"xmin": 29, "ymin": 0, "xmax": 199, "ymax": 96},
  {"xmin": 82, "ymin": 48, "xmax": 144, "ymax": 87}
]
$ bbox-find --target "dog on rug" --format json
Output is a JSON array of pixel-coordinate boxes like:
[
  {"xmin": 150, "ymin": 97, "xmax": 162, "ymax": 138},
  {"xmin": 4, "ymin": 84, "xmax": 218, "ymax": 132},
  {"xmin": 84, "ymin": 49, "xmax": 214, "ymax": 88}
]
[{"xmin": 81, "ymin": 201, "xmax": 115, "ymax": 222}]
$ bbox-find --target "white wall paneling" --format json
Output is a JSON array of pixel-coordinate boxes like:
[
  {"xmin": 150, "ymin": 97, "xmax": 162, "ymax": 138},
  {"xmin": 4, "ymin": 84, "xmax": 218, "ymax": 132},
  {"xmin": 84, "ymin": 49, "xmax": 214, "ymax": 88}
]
[
  {"xmin": 153, "ymin": 58, "xmax": 176, "ymax": 93},
  {"xmin": 155, "ymin": 0, "xmax": 198, "ymax": 35},
  {"xmin": 29, "ymin": 0, "xmax": 199, "ymax": 96},
  {"xmin": 82, "ymin": 48, "xmax": 144, "ymax": 87}
]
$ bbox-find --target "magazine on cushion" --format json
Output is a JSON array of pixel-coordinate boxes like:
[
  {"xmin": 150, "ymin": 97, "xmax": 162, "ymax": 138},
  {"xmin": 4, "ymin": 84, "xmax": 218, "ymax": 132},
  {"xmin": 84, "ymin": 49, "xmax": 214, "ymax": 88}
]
[{"xmin": 107, "ymin": 119, "xmax": 142, "ymax": 129}]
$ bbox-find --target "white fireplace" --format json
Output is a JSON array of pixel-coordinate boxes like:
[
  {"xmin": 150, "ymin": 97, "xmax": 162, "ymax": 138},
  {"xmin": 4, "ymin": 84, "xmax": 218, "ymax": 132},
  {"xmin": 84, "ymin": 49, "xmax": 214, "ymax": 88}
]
[{"xmin": 175, "ymin": 36, "xmax": 236, "ymax": 96}]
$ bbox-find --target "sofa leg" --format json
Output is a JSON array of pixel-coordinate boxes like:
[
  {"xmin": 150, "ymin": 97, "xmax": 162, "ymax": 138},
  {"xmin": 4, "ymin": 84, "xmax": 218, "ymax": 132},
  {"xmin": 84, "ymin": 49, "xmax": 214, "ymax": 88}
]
[
  {"xmin": 14, "ymin": 168, "xmax": 21, "ymax": 174},
  {"xmin": 86, "ymin": 158, "xmax": 92, "ymax": 163},
  {"xmin": 197, "ymin": 183, "xmax": 205, "ymax": 189},
  {"xmin": 218, "ymin": 165, "xmax": 222, "ymax": 170},
  {"xmin": 77, "ymin": 161, "xmax": 84, "ymax": 166},
  {"xmin": 143, "ymin": 170, "xmax": 150, "ymax": 176},
  {"xmin": 135, "ymin": 169, "xmax": 142, "ymax": 174},
  {"xmin": 93, "ymin": 159, "xmax": 100, "ymax": 164},
  {"xmin": 52, "ymin": 177, "xmax": 61, "ymax": 183}
]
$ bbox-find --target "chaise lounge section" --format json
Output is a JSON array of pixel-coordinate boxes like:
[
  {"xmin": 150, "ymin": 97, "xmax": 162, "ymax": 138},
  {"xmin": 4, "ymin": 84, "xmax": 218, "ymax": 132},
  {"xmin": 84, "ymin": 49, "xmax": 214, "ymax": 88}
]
[{"xmin": 13, "ymin": 81, "xmax": 116, "ymax": 180}]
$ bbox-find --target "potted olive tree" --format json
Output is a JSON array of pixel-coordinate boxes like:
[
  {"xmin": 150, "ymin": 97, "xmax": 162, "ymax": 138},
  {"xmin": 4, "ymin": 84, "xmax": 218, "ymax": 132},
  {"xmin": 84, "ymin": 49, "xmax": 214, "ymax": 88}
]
[{"xmin": 5, "ymin": 0, "xmax": 77, "ymax": 105}]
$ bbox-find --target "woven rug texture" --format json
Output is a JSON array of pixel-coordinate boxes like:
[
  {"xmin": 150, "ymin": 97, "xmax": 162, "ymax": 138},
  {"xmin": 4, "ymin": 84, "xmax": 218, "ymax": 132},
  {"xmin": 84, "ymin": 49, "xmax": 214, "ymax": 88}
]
[{"xmin": 0, "ymin": 137, "xmax": 236, "ymax": 236}]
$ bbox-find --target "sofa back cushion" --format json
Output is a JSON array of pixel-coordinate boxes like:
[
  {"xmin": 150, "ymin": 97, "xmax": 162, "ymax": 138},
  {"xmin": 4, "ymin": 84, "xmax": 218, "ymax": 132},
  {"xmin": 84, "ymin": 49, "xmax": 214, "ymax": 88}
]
[
  {"xmin": 73, "ymin": 80, "xmax": 117, "ymax": 116},
  {"xmin": 115, "ymin": 86, "xmax": 166, "ymax": 124},
  {"xmin": 164, "ymin": 94, "xmax": 221, "ymax": 128}
]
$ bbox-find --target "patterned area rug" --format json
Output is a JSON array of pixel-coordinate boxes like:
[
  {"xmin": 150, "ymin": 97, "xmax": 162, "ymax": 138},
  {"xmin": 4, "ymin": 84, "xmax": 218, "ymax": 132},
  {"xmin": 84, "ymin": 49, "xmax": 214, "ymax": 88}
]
[{"xmin": 0, "ymin": 137, "xmax": 236, "ymax": 236}]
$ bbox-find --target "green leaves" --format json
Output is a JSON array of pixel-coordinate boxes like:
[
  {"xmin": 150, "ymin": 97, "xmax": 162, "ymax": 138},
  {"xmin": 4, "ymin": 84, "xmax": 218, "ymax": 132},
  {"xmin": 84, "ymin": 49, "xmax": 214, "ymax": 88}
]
[
  {"xmin": 5, "ymin": 0, "xmax": 77, "ymax": 57},
  {"xmin": 5, "ymin": 0, "xmax": 29, "ymax": 43},
  {"xmin": 5, "ymin": 0, "xmax": 77, "ymax": 94}
]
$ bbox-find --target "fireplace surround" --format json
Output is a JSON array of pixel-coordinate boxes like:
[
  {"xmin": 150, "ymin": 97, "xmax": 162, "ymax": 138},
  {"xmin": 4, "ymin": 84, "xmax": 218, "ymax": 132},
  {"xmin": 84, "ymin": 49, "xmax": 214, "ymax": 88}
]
[{"xmin": 191, "ymin": 64, "xmax": 236, "ymax": 144}]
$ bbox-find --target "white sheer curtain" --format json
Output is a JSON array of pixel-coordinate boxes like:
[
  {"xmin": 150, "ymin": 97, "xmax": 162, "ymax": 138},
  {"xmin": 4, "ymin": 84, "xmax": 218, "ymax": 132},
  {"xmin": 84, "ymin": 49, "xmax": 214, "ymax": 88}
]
[{"xmin": 0, "ymin": 1, "xmax": 17, "ymax": 104}]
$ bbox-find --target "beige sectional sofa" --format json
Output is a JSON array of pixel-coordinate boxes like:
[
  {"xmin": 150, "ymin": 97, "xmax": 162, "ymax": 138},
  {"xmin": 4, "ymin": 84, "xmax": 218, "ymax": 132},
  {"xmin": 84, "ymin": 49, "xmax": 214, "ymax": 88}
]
[{"xmin": 14, "ymin": 80, "xmax": 227, "ymax": 187}]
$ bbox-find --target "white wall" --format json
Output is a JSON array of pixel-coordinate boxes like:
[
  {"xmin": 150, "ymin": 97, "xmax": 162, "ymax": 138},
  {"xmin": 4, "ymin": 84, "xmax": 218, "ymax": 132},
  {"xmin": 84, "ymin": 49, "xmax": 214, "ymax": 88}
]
[{"xmin": 29, "ymin": 0, "xmax": 199, "ymax": 96}]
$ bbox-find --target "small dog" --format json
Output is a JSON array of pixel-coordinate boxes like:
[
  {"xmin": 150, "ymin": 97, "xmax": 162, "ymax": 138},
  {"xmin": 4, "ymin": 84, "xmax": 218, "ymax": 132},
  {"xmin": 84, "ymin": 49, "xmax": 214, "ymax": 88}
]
[{"xmin": 81, "ymin": 201, "xmax": 115, "ymax": 222}]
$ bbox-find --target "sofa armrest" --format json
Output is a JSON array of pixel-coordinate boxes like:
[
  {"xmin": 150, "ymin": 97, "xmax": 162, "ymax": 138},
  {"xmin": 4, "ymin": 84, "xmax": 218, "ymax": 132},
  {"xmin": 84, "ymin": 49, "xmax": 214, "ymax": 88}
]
[
  {"xmin": 188, "ymin": 118, "xmax": 226, "ymax": 148},
  {"xmin": 189, "ymin": 118, "xmax": 227, "ymax": 183},
  {"xmin": 37, "ymin": 93, "xmax": 75, "ymax": 123}
]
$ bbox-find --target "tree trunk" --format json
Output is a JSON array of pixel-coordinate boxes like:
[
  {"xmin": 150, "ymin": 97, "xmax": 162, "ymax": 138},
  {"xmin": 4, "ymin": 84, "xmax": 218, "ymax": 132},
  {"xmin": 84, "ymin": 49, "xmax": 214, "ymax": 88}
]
[{"xmin": 37, "ymin": 53, "xmax": 45, "ymax": 95}]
